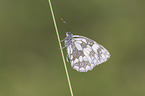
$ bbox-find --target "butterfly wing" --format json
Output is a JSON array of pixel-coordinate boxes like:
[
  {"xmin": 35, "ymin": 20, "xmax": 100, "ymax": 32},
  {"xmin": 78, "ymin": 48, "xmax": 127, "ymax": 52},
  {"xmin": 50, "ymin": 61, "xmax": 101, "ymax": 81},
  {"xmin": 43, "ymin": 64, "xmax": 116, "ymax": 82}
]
[{"xmin": 67, "ymin": 35, "xmax": 110, "ymax": 72}]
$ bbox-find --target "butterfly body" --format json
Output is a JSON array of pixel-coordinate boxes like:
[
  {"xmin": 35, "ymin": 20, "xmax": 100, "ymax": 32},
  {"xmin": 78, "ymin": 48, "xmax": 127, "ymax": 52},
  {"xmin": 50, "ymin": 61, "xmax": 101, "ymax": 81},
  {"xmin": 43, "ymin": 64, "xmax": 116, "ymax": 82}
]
[{"xmin": 63, "ymin": 32, "xmax": 110, "ymax": 72}]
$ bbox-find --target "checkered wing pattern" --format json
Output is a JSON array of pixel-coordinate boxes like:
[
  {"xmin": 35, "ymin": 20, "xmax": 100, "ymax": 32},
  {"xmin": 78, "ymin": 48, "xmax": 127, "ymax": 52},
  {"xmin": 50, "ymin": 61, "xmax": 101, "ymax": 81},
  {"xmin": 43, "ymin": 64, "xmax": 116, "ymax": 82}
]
[{"xmin": 66, "ymin": 35, "xmax": 110, "ymax": 72}]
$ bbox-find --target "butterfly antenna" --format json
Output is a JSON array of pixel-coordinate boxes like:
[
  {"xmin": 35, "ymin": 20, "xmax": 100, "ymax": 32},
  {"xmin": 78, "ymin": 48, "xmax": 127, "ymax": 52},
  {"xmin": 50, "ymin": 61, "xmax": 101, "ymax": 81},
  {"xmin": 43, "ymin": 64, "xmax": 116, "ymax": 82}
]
[{"xmin": 61, "ymin": 18, "xmax": 71, "ymax": 32}]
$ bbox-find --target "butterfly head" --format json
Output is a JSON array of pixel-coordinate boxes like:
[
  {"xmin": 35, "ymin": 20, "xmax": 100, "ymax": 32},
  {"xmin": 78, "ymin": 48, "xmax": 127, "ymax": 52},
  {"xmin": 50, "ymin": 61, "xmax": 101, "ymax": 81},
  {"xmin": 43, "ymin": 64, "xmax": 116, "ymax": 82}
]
[{"xmin": 66, "ymin": 32, "xmax": 73, "ymax": 37}]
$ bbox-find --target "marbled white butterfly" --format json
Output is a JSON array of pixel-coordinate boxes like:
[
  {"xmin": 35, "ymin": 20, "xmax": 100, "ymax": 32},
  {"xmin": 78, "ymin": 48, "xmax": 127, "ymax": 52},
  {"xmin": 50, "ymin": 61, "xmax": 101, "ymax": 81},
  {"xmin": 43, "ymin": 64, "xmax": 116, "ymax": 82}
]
[{"xmin": 61, "ymin": 19, "xmax": 111, "ymax": 72}]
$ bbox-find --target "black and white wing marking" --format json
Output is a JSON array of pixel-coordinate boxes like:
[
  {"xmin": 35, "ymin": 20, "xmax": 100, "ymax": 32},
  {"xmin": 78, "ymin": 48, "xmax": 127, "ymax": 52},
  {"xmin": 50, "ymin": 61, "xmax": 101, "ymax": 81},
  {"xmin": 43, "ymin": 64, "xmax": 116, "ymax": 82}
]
[{"xmin": 64, "ymin": 32, "xmax": 110, "ymax": 72}]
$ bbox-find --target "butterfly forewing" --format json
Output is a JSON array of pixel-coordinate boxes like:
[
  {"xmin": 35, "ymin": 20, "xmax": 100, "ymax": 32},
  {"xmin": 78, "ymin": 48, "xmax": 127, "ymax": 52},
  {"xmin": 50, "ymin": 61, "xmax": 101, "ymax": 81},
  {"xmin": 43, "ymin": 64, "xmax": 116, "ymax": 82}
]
[{"xmin": 65, "ymin": 34, "xmax": 110, "ymax": 72}]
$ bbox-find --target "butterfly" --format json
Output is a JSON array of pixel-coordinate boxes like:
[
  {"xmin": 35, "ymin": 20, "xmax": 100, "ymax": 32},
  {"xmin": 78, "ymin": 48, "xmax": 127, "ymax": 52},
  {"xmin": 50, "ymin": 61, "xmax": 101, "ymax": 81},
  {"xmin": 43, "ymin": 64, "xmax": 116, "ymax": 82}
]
[
  {"xmin": 61, "ymin": 32, "xmax": 111, "ymax": 72},
  {"xmin": 60, "ymin": 18, "xmax": 110, "ymax": 72}
]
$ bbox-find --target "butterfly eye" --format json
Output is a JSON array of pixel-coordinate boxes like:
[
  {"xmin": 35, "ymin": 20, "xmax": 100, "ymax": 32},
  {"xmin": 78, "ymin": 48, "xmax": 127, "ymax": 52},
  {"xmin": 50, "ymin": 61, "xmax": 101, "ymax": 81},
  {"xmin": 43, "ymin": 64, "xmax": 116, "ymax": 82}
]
[{"xmin": 66, "ymin": 32, "xmax": 71, "ymax": 36}]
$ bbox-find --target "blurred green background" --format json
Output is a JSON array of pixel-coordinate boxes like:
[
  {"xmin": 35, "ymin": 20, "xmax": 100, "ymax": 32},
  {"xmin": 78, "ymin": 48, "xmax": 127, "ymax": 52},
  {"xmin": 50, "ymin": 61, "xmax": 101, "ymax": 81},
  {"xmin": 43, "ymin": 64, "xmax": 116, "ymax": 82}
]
[{"xmin": 0, "ymin": 0, "xmax": 145, "ymax": 96}]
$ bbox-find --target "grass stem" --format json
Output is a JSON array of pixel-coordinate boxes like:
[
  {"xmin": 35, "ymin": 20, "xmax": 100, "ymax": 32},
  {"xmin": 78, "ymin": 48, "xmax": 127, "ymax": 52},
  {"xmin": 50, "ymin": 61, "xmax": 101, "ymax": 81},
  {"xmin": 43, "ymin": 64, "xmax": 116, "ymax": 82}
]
[{"xmin": 48, "ymin": 0, "xmax": 74, "ymax": 96}]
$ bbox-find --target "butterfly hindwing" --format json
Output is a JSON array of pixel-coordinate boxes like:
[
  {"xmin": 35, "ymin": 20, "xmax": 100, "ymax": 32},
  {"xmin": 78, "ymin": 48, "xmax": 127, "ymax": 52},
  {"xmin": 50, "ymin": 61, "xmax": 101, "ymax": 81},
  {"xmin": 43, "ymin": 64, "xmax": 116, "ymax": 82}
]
[{"xmin": 64, "ymin": 32, "xmax": 110, "ymax": 72}]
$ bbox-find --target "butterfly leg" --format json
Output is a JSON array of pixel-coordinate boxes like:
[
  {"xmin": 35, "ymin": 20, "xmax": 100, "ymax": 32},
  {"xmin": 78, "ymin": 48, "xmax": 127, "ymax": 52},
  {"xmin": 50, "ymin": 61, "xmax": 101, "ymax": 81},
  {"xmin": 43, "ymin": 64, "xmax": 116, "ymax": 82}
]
[
  {"xmin": 60, "ymin": 37, "xmax": 67, "ymax": 42},
  {"xmin": 62, "ymin": 45, "xmax": 67, "ymax": 49},
  {"xmin": 60, "ymin": 39, "xmax": 65, "ymax": 42},
  {"xmin": 58, "ymin": 45, "xmax": 67, "ymax": 50}
]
